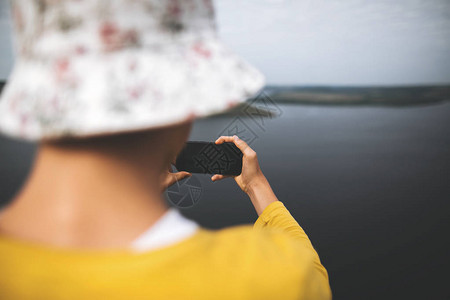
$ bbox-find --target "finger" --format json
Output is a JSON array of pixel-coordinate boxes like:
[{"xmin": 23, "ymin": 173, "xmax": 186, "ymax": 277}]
[
  {"xmin": 168, "ymin": 172, "xmax": 191, "ymax": 186},
  {"xmin": 231, "ymin": 135, "xmax": 252, "ymax": 154},
  {"xmin": 215, "ymin": 136, "xmax": 229, "ymax": 144},
  {"xmin": 216, "ymin": 135, "xmax": 252, "ymax": 154},
  {"xmin": 216, "ymin": 135, "xmax": 243, "ymax": 144},
  {"xmin": 165, "ymin": 172, "xmax": 191, "ymax": 188},
  {"xmin": 211, "ymin": 174, "xmax": 230, "ymax": 181},
  {"xmin": 174, "ymin": 171, "xmax": 192, "ymax": 180},
  {"xmin": 215, "ymin": 135, "xmax": 254, "ymax": 159}
]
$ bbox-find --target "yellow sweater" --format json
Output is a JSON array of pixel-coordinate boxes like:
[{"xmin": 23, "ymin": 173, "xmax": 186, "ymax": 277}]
[{"xmin": 0, "ymin": 201, "xmax": 331, "ymax": 300}]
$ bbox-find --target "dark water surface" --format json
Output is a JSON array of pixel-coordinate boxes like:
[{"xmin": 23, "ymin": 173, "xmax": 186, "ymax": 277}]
[{"xmin": 1, "ymin": 102, "xmax": 449, "ymax": 300}]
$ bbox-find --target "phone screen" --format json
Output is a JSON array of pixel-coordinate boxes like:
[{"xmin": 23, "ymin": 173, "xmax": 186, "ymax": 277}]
[{"xmin": 175, "ymin": 141, "xmax": 243, "ymax": 175}]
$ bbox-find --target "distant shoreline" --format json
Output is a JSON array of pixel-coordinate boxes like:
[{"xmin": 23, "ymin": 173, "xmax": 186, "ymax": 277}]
[
  {"xmin": 264, "ymin": 85, "xmax": 450, "ymax": 107},
  {"xmin": 1, "ymin": 81, "xmax": 449, "ymax": 107}
]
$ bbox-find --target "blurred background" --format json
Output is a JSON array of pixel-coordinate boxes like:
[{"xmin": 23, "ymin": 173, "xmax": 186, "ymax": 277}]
[{"xmin": 1, "ymin": 1, "xmax": 449, "ymax": 299}]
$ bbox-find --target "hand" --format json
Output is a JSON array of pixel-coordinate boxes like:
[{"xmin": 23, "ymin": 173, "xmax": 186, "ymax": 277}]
[
  {"xmin": 160, "ymin": 164, "xmax": 191, "ymax": 193},
  {"xmin": 212, "ymin": 135, "xmax": 278, "ymax": 215},
  {"xmin": 211, "ymin": 135, "xmax": 266, "ymax": 194}
]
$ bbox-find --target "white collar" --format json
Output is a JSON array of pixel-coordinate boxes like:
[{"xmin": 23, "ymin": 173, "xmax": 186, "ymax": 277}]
[{"xmin": 130, "ymin": 208, "xmax": 199, "ymax": 252}]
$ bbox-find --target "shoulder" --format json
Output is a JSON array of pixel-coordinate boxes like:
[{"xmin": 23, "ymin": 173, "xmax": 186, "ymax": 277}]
[
  {"xmin": 192, "ymin": 225, "xmax": 317, "ymax": 298},
  {"xmin": 199, "ymin": 225, "xmax": 315, "ymax": 259}
]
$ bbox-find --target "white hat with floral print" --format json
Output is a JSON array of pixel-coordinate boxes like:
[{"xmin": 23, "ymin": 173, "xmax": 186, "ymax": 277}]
[{"xmin": 0, "ymin": 0, "xmax": 265, "ymax": 141}]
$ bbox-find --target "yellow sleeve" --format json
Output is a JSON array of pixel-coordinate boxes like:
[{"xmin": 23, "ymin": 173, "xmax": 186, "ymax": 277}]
[{"xmin": 254, "ymin": 201, "xmax": 331, "ymax": 298}]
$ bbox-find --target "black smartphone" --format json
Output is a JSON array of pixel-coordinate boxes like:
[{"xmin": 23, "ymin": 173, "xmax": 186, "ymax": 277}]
[{"xmin": 175, "ymin": 141, "xmax": 243, "ymax": 176}]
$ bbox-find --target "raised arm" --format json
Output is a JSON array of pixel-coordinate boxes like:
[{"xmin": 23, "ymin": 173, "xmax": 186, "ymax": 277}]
[{"xmin": 212, "ymin": 135, "xmax": 331, "ymax": 299}]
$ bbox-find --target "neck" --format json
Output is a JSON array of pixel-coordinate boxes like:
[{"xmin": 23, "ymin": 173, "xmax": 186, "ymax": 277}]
[{"xmin": 0, "ymin": 141, "xmax": 170, "ymax": 249}]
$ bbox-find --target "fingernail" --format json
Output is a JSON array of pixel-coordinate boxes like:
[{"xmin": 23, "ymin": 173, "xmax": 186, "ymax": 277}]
[{"xmin": 233, "ymin": 135, "xmax": 239, "ymax": 140}]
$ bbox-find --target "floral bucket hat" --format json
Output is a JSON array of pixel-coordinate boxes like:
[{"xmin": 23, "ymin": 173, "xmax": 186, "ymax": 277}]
[{"xmin": 0, "ymin": 0, "xmax": 265, "ymax": 141}]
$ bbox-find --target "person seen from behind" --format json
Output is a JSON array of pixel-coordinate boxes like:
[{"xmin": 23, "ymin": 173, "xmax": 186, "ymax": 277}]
[{"xmin": 0, "ymin": 0, "xmax": 332, "ymax": 299}]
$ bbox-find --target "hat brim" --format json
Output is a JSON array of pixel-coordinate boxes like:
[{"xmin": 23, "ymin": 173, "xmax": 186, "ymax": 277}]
[{"xmin": 0, "ymin": 37, "xmax": 265, "ymax": 141}]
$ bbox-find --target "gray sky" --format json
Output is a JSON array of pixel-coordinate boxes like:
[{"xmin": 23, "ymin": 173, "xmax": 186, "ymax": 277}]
[{"xmin": 1, "ymin": 0, "xmax": 450, "ymax": 85}]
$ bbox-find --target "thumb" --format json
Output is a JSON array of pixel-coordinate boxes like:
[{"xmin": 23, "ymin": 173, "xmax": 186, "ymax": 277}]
[
  {"xmin": 173, "ymin": 171, "xmax": 192, "ymax": 182},
  {"xmin": 211, "ymin": 174, "xmax": 231, "ymax": 181},
  {"xmin": 232, "ymin": 135, "xmax": 252, "ymax": 155}
]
